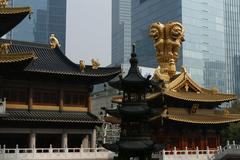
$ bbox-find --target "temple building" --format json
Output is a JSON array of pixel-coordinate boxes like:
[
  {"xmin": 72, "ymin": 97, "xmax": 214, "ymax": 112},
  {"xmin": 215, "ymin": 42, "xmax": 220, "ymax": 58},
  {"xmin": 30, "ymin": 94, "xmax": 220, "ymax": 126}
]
[
  {"xmin": 104, "ymin": 21, "xmax": 240, "ymax": 152},
  {"xmin": 0, "ymin": 2, "xmax": 121, "ymax": 149}
]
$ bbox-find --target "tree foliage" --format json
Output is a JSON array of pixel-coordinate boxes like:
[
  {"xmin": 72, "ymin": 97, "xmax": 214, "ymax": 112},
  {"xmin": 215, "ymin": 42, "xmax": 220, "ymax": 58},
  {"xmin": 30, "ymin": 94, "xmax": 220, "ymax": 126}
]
[{"xmin": 221, "ymin": 100, "xmax": 240, "ymax": 145}]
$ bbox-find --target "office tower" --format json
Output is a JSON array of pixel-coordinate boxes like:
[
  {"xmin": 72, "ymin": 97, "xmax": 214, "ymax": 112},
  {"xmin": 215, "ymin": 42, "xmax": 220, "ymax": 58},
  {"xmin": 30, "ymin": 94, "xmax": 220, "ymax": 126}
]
[
  {"xmin": 112, "ymin": 0, "xmax": 131, "ymax": 65},
  {"xmin": 132, "ymin": 0, "xmax": 227, "ymax": 92},
  {"xmin": 8, "ymin": 0, "xmax": 66, "ymax": 52},
  {"xmin": 224, "ymin": 0, "xmax": 240, "ymax": 95}
]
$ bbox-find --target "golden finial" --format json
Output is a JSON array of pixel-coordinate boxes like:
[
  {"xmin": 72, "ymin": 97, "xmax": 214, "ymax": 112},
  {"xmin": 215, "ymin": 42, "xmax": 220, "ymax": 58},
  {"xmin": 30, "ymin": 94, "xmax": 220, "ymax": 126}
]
[
  {"xmin": 91, "ymin": 59, "xmax": 100, "ymax": 69},
  {"xmin": 211, "ymin": 86, "xmax": 219, "ymax": 94},
  {"xmin": 0, "ymin": 0, "xmax": 8, "ymax": 8},
  {"xmin": 0, "ymin": 43, "xmax": 11, "ymax": 54},
  {"xmin": 149, "ymin": 21, "xmax": 185, "ymax": 81},
  {"xmin": 79, "ymin": 60, "xmax": 85, "ymax": 72},
  {"xmin": 49, "ymin": 34, "xmax": 60, "ymax": 49}
]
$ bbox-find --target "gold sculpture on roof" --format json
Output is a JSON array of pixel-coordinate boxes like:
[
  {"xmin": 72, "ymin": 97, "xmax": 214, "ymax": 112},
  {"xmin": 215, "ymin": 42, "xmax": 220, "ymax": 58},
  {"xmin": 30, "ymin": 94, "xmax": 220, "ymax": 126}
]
[
  {"xmin": 0, "ymin": 0, "xmax": 8, "ymax": 8},
  {"xmin": 149, "ymin": 21, "xmax": 185, "ymax": 81},
  {"xmin": 79, "ymin": 60, "xmax": 85, "ymax": 72},
  {"xmin": 91, "ymin": 59, "xmax": 100, "ymax": 69},
  {"xmin": 0, "ymin": 43, "xmax": 11, "ymax": 54},
  {"xmin": 49, "ymin": 34, "xmax": 60, "ymax": 49}
]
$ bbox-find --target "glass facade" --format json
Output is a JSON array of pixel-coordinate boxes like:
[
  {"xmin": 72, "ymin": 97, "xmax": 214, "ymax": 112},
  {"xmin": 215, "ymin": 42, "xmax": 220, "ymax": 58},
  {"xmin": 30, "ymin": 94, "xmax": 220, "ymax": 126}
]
[
  {"xmin": 112, "ymin": 0, "xmax": 131, "ymax": 65},
  {"xmin": 224, "ymin": 0, "xmax": 240, "ymax": 95},
  {"xmin": 7, "ymin": 0, "xmax": 66, "ymax": 52},
  {"xmin": 132, "ymin": 0, "xmax": 230, "ymax": 92}
]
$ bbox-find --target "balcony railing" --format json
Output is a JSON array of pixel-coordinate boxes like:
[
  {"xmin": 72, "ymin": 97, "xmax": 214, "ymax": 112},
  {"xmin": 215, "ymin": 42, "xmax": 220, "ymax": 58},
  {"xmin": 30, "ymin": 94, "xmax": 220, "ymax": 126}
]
[
  {"xmin": 0, "ymin": 145, "xmax": 115, "ymax": 160},
  {"xmin": 209, "ymin": 141, "xmax": 240, "ymax": 160}
]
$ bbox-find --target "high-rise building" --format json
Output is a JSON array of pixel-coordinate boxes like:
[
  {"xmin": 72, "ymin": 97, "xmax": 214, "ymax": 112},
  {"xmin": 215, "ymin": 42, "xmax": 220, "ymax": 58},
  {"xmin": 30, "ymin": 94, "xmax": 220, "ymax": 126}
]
[
  {"xmin": 132, "ymin": 0, "xmax": 228, "ymax": 92},
  {"xmin": 7, "ymin": 0, "xmax": 66, "ymax": 52},
  {"xmin": 112, "ymin": 0, "xmax": 131, "ymax": 65},
  {"xmin": 224, "ymin": 0, "xmax": 240, "ymax": 95}
]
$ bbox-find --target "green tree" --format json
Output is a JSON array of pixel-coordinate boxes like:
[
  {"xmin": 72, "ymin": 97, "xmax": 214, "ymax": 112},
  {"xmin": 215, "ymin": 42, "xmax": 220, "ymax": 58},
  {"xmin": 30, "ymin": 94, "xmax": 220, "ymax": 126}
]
[{"xmin": 221, "ymin": 100, "xmax": 240, "ymax": 145}]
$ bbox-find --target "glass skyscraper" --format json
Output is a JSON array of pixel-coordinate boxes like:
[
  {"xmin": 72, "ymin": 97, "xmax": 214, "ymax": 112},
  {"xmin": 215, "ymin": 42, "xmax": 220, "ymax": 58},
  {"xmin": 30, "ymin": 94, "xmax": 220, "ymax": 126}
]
[
  {"xmin": 7, "ymin": 0, "xmax": 66, "ymax": 52},
  {"xmin": 224, "ymin": 0, "xmax": 240, "ymax": 95},
  {"xmin": 112, "ymin": 0, "xmax": 131, "ymax": 65},
  {"xmin": 132, "ymin": 0, "xmax": 230, "ymax": 92}
]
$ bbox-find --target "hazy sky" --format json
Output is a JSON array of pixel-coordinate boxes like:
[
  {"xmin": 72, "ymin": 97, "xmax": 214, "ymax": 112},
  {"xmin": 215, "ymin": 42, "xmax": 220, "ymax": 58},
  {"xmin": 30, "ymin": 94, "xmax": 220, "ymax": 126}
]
[{"xmin": 66, "ymin": 0, "xmax": 112, "ymax": 66}]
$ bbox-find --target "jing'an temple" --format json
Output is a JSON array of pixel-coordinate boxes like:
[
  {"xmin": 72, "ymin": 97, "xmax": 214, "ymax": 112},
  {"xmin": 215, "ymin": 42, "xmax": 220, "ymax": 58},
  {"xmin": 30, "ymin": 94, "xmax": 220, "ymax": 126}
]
[
  {"xmin": 0, "ymin": 2, "xmax": 121, "ymax": 148},
  {"xmin": 1, "ymin": 1, "xmax": 240, "ymax": 160},
  {"xmin": 103, "ymin": 21, "xmax": 240, "ymax": 156}
]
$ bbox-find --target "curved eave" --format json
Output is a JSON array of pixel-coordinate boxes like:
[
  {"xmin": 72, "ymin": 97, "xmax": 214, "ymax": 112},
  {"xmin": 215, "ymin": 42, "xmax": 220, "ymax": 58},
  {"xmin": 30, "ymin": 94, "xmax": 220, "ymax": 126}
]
[
  {"xmin": 24, "ymin": 68, "xmax": 121, "ymax": 84},
  {"xmin": 146, "ymin": 91, "xmax": 237, "ymax": 103},
  {"xmin": 164, "ymin": 91, "xmax": 237, "ymax": 103},
  {"xmin": 164, "ymin": 114, "xmax": 240, "ymax": 124},
  {"xmin": 0, "ymin": 52, "xmax": 37, "ymax": 63},
  {"xmin": 0, "ymin": 7, "xmax": 31, "ymax": 37}
]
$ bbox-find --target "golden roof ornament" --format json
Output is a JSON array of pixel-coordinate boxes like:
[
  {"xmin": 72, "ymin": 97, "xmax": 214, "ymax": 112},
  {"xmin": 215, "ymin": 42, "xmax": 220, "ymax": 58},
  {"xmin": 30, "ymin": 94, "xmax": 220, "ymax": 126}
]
[
  {"xmin": 0, "ymin": 43, "xmax": 11, "ymax": 54},
  {"xmin": 49, "ymin": 34, "xmax": 60, "ymax": 49},
  {"xmin": 149, "ymin": 21, "xmax": 185, "ymax": 82},
  {"xmin": 79, "ymin": 60, "xmax": 85, "ymax": 72},
  {"xmin": 0, "ymin": 0, "xmax": 8, "ymax": 8},
  {"xmin": 91, "ymin": 58, "xmax": 100, "ymax": 69}
]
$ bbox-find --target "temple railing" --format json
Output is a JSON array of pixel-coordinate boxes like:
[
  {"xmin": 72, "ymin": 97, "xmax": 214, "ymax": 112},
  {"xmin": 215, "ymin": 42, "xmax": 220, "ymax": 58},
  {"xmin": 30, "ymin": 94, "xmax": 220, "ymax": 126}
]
[
  {"xmin": 209, "ymin": 141, "xmax": 240, "ymax": 160},
  {"xmin": 2, "ymin": 143, "xmax": 237, "ymax": 160},
  {"xmin": 152, "ymin": 147, "xmax": 217, "ymax": 160},
  {"xmin": 0, "ymin": 145, "xmax": 115, "ymax": 160}
]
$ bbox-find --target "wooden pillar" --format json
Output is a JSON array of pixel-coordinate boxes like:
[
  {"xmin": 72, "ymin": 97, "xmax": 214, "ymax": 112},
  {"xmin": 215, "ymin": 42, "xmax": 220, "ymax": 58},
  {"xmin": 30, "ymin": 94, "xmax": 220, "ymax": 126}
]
[
  {"xmin": 61, "ymin": 132, "xmax": 68, "ymax": 148},
  {"xmin": 91, "ymin": 129, "xmax": 96, "ymax": 148},
  {"xmin": 59, "ymin": 88, "xmax": 64, "ymax": 111},
  {"xmin": 82, "ymin": 135, "xmax": 89, "ymax": 148},
  {"xmin": 29, "ymin": 132, "xmax": 36, "ymax": 148},
  {"xmin": 88, "ymin": 93, "xmax": 92, "ymax": 112},
  {"xmin": 204, "ymin": 130, "xmax": 208, "ymax": 149},
  {"xmin": 28, "ymin": 87, "xmax": 33, "ymax": 110}
]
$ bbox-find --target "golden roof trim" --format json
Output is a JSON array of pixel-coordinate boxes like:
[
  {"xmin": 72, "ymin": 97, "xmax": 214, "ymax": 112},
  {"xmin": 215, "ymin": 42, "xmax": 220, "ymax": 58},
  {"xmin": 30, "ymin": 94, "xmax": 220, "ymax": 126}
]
[
  {"xmin": 167, "ymin": 71, "xmax": 203, "ymax": 92},
  {"xmin": 165, "ymin": 114, "xmax": 240, "ymax": 124},
  {"xmin": 0, "ymin": 52, "xmax": 37, "ymax": 63},
  {"xmin": 0, "ymin": 7, "xmax": 31, "ymax": 14},
  {"xmin": 164, "ymin": 90, "xmax": 236, "ymax": 102}
]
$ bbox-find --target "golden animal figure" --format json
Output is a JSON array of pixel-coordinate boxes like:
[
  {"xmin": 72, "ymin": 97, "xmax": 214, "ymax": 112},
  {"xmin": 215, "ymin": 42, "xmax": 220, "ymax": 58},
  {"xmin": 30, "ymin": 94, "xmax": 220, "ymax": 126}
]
[
  {"xmin": 0, "ymin": 43, "xmax": 11, "ymax": 54},
  {"xmin": 149, "ymin": 21, "xmax": 185, "ymax": 81},
  {"xmin": 0, "ymin": 0, "xmax": 8, "ymax": 8},
  {"xmin": 79, "ymin": 60, "xmax": 85, "ymax": 72},
  {"xmin": 149, "ymin": 22, "xmax": 165, "ymax": 60},
  {"xmin": 165, "ymin": 22, "xmax": 185, "ymax": 59},
  {"xmin": 91, "ymin": 59, "xmax": 100, "ymax": 69},
  {"xmin": 49, "ymin": 34, "xmax": 60, "ymax": 49}
]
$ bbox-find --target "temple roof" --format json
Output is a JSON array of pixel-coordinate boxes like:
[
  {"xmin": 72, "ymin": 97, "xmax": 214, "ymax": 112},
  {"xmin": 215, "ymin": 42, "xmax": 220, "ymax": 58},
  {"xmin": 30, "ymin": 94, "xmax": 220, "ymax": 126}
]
[
  {"xmin": 0, "ymin": 52, "xmax": 37, "ymax": 63},
  {"xmin": 147, "ymin": 68, "xmax": 237, "ymax": 103},
  {"xmin": 1, "ymin": 110, "xmax": 102, "ymax": 124},
  {"xmin": 0, "ymin": 39, "xmax": 121, "ymax": 84},
  {"xmin": 154, "ymin": 107, "xmax": 240, "ymax": 124},
  {"xmin": 0, "ymin": 7, "xmax": 31, "ymax": 37},
  {"xmin": 148, "ymin": 91, "xmax": 236, "ymax": 103},
  {"xmin": 109, "ymin": 44, "xmax": 150, "ymax": 90}
]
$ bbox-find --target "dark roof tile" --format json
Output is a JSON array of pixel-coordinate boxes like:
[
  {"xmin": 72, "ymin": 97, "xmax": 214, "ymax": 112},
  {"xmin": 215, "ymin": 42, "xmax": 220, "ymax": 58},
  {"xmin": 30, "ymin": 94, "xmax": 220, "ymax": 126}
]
[{"xmin": 3, "ymin": 110, "xmax": 103, "ymax": 124}]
